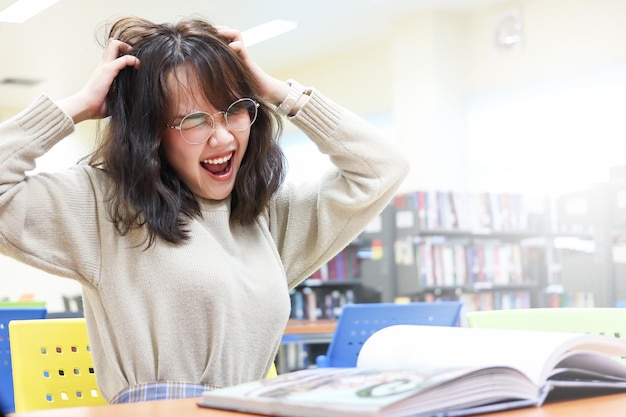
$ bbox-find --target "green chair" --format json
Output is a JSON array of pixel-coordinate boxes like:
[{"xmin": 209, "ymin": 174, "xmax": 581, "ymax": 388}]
[
  {"xmin": 466, "ymin": 308, "xmax": 626, "ymax": 363},
  {"xmin": 0, "ymin": 301, "xmax": 46, "ymax": 308}
]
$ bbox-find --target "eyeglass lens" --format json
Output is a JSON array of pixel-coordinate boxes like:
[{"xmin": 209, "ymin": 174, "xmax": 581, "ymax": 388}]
[{"xmin": 178, "ymin": 98, "xmax": 258, "ymax": 144}]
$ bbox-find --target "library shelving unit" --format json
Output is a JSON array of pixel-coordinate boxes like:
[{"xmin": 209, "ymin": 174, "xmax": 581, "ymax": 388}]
[
  {"xmin": 610, "ymin": 166, "xmax": 626, "ymax": 306},
  {"xmin": 391, "ymin": 190, "xmax": 553, "ymax": 311},
  {"xmin": 547, "ymin": 186, "xmax": 605, "ymax": 308},
  {"xmin": 289, "ymin": 210, "xmax": 393, "ymax": 321},
  {"xmin": 389, "ymin": 184, "xmax": 617, "ymax": 311},
  {"xmin": 540, "ymin": 169, "xmax": 626, "ymax": 309},
  {"xmin": 280, "ymin": 182, "xmax": 622, "ymax": 370},
  {"xmin": 595, "ymin": 166, "xmax": 626, "ymax": 307},
  {"xmin": 288, "ymin": 183, "xmax": 620, "ymax": 317}
]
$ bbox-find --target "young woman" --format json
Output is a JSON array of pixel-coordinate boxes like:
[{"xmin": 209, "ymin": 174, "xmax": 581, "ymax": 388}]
[{"xmin": 0, "ymin": 16, "xmax": 409, "ymax": 403}]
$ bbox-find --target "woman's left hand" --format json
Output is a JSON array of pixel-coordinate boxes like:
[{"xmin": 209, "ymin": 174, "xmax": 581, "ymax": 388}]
[{"xmin": 216, "ymin": 26, "xmax": 289, "ymax": 106}]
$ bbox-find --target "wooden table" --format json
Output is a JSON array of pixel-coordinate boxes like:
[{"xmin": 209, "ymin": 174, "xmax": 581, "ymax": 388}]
[
  {"xmin": 277, "ymin": 318, "xmax": 337, "ymax": 373},
  {"xmin": 281, "ymin": 318, "xmax": 337, "ymax": 343},
  {"xmin": 11, "ymin": 392, "xmax": 626, "ymax": 417}
]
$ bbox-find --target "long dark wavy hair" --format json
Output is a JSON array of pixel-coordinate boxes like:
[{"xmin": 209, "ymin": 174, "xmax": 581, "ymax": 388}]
[{"xmin": 86, "ymin": 16, "xmax": 286, "ymax": 248}]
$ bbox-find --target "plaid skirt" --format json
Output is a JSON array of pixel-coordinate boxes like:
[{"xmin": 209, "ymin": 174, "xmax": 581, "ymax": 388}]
[{"xmin": 110, "ymin": 381, "xmax": 218, "ymax": 404}]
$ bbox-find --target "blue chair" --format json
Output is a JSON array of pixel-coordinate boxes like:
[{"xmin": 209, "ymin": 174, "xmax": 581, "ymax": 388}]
[
  {"xmin": 315, "ymin": 301, "xmax": 463, "ymax": 368},
  {"xmin": 0, "ymin": 307, "xmax": 47, "ymax": 414}
]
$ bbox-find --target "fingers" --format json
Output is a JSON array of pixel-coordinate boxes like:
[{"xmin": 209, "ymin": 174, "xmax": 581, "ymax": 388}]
[
  {"xmin": 216, "ymin": 27, "xmax": 251, "ymax": 66},
  {"xmin": 216, "ymin": 27, "xmax": 247, "ymax": 50},
  {"xmin": 116, "ymin": 54, "xmax": 140, "ymax": 71},
  {"xmin": 102, "ymin": 39, "xmax": 127, "ymax": 61},
  {"xmin": 103, "ymin": 39, "xmax": 140, "ymax": 70},
  {"xmin": 216, "ymin": 25, "xmax": 279, "ymax": 101},
  {"xmin": 65, "ymin": 39, "xmax": 140, "ymax": 122},
  {"xmin": 216, "ymin": 26, "xmax": 241, "ymax": 43},
  {"xmin": 227, "ymin": 40, "xmax": 244, "ymax": 54}
]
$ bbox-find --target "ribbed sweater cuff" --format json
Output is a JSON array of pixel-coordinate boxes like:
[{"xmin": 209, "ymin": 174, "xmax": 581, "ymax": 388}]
[
  {"xmin": 16, "ymin": 94, "xmax": 75, "ymax": 150},
  {"xmin": 289, "ymin": 89, "xmax": 344, "ymax": 141}
]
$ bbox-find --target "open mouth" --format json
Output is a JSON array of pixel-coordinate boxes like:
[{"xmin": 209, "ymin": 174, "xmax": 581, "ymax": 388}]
[{"xmin": 201, "ymin": 152, "xmax": 233, "ymax": 177}]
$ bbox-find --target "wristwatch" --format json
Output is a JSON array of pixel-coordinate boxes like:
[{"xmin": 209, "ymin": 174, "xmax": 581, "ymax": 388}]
[{"xmin": 275, "ymin": 79, "xmax": 306, "ymax": 116}]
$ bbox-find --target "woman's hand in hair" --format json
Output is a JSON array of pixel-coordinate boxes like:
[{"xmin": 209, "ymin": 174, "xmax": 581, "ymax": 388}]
[
  {"xmin": 57, "ymin": 39, "xmax": 140, "ymax": 124},
  {"xmin": 216, "ymin": 26, "xmax": 290, "ymax": 108}
]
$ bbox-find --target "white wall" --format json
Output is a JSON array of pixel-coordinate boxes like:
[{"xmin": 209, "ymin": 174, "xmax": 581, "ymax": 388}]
[
  {"xmin": 278, "ymin": 0, "xmax": 626, "ymax": 196},
  {"xmin": 383, "ymin": 0, "xmax": 626, "ymax": 196},
  {"xmin": 391, "ymin": 11, "xmax": 469, "ymax": 192},
  {"xmin": 463, "ymin": 0, "xmax": 626, "ymax": 194}
]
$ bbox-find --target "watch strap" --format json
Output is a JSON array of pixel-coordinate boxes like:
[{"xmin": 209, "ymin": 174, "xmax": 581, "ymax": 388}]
[{"xmin": 275, "ymin": 79, "xmax": 306, "ymax": 116}]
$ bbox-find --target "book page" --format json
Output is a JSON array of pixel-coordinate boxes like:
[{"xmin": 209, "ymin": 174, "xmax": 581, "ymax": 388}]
[
  {"xmin": 201, "ymin": 366, "xmax": 539, "ymax": 417},
  {"xmin": 356, "ymin": 325, "xmax": 626, "ymax": 386},
  {"xmin": 554, "ymin": 352, "xmax": 626, "ymax": 379}
]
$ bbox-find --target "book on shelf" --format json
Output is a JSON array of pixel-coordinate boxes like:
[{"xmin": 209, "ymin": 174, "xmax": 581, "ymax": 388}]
[
  {"xmin": 393, "ymin": 190, "xmax": 541, "ymax": 234},
  {"xmin": 198, "ymin": 324, "xmax": 626, "ymax": 417},
  {"xmin": 397, "ymin": 236, "xmax": 529, "ymax": 292},
  {"xmin": 309, "ymin": 245, "xmax": 360, "ymax": 281},
  {"xmin": 459, "ymin": 290, "xmax": 532, "ymax": 311}
]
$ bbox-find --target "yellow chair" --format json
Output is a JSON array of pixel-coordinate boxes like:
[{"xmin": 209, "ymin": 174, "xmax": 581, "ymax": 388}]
[
  {"xmin": 9, "ymin": 318, "xmax": 107, "ymax": 412},
  {"xmin": 267, "ymin": 363, "xmax": 277, "ymax": 378},
  {"xmin": 9, "ymin": 317, "xmax": 276, "ymax": 411}
]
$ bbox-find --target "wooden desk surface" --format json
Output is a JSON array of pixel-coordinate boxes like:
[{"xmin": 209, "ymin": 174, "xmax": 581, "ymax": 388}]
[
  {"xmin": 283, "ymin": 318, "xmax": 337, "ymax": 334},
  {"xmin": 11, "ymin": 393, "xmax": 626, "ymax": 417}
]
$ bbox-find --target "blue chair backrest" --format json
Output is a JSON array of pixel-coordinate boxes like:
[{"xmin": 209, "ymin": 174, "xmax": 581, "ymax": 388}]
[
  {"xmin": 0, "ymin": 307, "xmax": 47, "ymax": 414},
  {"xmin": 316, "ymin": 301, "xmax": 462, "ymax": 368}
]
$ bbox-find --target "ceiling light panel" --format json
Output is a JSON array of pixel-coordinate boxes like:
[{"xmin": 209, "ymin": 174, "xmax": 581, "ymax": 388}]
[{"xmin": 0, "ymin": 0, "xmax": 60, "ymax": 23}]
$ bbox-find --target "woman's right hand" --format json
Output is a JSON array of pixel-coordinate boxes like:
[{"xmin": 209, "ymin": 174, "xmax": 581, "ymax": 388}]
[{"xmin": 57, "ymin": 39, "xmax": 140, "ymax": 124}]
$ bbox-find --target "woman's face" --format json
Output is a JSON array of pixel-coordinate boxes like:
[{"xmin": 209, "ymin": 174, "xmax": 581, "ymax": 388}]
[{"xmin": 161, "ymin": 70, "xmax": 250, "ymax": 201}]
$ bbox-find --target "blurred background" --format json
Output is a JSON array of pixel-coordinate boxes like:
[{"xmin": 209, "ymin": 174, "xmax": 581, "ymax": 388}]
[{"xmin": 1, "ymin": 0, "xmax": 626, "ymax": 310}]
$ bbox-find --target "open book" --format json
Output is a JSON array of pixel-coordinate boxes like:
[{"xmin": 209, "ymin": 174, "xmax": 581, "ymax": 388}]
[{"xmin": 199, "ymin": 324, "xmax": 626, "ymax": 417}]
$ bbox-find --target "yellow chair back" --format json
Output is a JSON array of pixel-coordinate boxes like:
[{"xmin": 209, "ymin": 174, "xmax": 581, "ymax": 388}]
[
  {"xmin": 9, "ymin": 318, "xmax": 107, "ymax": 412},
  {"xmin": 267, "ymin": 362, "xmax": 277, "ymax": 378}
]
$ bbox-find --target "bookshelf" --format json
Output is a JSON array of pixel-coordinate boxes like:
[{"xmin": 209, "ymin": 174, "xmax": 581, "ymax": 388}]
[
  {"xmin": 391, "ymin": 190, "xmax": 552, "ymax": 311},
  {"xmin": 278, "ymin": 184, "xmax": 626, "ymax": 373},
  {"xmin": 280, "ymin": 183, "xmax": 622, "ymax": 371},
  {"xmin": 290, "ymin": 240, "xmax": 386, "ymax": 320},
  {"xmin": 289, "ymin": 205, "xmax": 397, "ymax": 321},
  {"xmin": 551, "ymin": 184, "xmax": 611, "ymax": 308},
  {"xmin": 604, "ymin": 167, "xmax": 626, "ymax": 306},
  {"xmin": 288, "ymin": 185, "xmax": 620, "ymax": 317}
]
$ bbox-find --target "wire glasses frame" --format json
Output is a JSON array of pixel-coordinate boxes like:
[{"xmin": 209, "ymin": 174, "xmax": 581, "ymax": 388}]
[{"xmin": 166, "ymin": 98, "xmax": 260, "ymax": 144}]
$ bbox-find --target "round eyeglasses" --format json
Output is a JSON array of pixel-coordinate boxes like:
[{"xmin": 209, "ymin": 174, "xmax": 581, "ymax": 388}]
[{"xmin": 166, "ymin": 98, "xmax": 259, "ymax": 144}]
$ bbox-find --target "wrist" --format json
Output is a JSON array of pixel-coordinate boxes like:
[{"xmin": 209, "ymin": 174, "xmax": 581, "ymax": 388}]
[
  {"xmin": 275, "ymin": 79, "xmax": 307, "ymax": 116},
  {"xmin": 288, "ymin": 89, "xmax": 311, "ymax": 117},
  {"xmin": 57, "ymin": 95, "xmax": 89, "ymax": 124}
]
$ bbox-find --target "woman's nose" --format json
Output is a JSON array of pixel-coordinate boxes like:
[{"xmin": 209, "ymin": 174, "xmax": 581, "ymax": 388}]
[{"xmin": 207, "ymin": 121, "xmax": 233, "ymax": 146}]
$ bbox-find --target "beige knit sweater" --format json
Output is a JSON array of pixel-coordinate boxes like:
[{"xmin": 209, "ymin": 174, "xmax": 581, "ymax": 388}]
[{"xmin": 0, "ymin": 89, "xmax": 409, "ymax": 401}]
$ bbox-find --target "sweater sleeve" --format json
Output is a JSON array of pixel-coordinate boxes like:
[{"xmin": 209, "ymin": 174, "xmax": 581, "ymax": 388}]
[
  {"xmin": 266, "ymin": 89, "xmax": 410, "ymax": 289},
  {"xmin": 0, "ymin": 95, "xmax": 102, "ymax": 286}
]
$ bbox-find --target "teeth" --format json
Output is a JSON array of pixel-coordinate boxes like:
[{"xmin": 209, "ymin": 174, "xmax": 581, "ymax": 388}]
[{"xmin": 202, "ymin": 153, "xmax": 232, "ymax": 165}]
